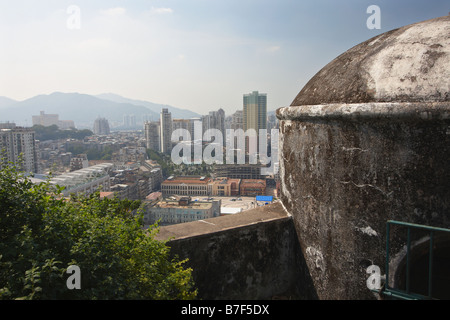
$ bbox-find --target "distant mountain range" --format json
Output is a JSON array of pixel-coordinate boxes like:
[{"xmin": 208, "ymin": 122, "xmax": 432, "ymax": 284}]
[
  {"xmin": 0, "ymin": 92, "xmax": 201, "ymax": 129},
  {"xmin": 0, "ymin": 96, "xmax": 18, "ymax": 109}
]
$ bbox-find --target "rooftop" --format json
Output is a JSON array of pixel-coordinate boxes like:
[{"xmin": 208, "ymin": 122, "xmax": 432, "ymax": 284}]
[
  {"xmin": 240, "ymin": 179, "xmax": 266, "ymax": 186},
  {"xmin": 212, "ymin": 177, "xmax": 241, "ymax": 184},
  {"xmin": 49, "ymin": 163, "xmax": 113, "ymax": 189},
  {"xmin": 163, "ymin": 176, "xmax": 212, "ymax": 185},
  {"xmin": 156, "ymin": 201, "xmax": 287, "ymax": 241},
  {"xmin": 156, "ymin": 199, "xmax": 216, "ymax": 210}
]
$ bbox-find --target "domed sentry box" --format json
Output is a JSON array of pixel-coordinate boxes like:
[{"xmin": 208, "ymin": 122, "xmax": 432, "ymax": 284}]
[{"xmin": 277, "ymin": 16, "xmax": 450, "ymax": 300}]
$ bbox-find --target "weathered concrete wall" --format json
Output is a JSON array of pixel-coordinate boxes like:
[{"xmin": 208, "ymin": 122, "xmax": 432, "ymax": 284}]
[
  {"xmin": 277, "ymin": 104, "xmax": 450, "ymax": 299},
  {"xmin": 158, "ymin": 202, "xmax": 318, "ymax": 300},
  {"xmin": 277, "ymin": 16, "xmax": 449, "ymax": 300}
]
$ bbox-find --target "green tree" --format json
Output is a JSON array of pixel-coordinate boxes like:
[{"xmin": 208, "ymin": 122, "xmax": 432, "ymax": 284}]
[
  {"xmin": 32, "ymin": 125, "xmax": 93, "ymax": 141},
  {"xmin": 0, "ymin": 164, "xmax": 197, "ymax": 300}
]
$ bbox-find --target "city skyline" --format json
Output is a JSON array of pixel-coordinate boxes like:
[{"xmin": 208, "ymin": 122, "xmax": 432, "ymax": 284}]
[{"xmin": 0, "ymin": 1, "xmax": 447, "ymax": 115}]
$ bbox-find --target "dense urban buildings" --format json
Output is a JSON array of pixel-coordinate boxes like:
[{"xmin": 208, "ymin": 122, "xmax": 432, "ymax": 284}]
[{"xmin": 4, "ymin": 92, "xmax": 279, "ymax": 227}]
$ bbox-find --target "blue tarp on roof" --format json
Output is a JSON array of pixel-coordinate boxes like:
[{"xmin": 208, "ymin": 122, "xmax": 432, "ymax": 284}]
[{"xmin": 255, "ymin": 196, "xmax": 273, "ymax": 202}]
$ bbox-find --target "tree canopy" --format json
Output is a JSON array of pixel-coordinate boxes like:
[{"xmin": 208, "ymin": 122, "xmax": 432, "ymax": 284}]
[
  {"xmin": 32, "ymin": 124, "xmax": 93, "ymax": 141},
  {"xmin": 0, "ymin": 163, "xmax": 197, "ymax": 300}
]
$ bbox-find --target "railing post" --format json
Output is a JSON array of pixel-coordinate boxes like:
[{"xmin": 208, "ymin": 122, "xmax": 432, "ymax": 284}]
[
  {"xmin": 385, "ymin": 222, "xmax": 390, "ymax": 292},
  {"xmin": 406, "ymin": 227, "xmax": 411, "ymax": 294},
  {"xmin": 428, "ymin": 231, "xmax": 434, "ymax": 299}
]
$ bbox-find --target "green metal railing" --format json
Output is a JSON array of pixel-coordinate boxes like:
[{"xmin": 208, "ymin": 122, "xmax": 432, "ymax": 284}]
[{"xmin": 382, "ymin": 220, "xmax": 450, "ymax": 300}]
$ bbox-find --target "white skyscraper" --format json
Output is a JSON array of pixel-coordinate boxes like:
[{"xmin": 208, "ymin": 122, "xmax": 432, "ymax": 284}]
[{"xmin": 160, "ymin": 108, "xmax": 172, "ymax": 154}]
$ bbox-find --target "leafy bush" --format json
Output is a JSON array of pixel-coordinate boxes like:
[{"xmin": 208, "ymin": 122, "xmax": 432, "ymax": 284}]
[{"xmin": 0, "ymin": 164, "xmax": 197, "ymax": 300}]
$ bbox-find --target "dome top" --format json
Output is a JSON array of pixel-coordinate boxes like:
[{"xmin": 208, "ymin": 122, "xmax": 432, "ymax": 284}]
[{"xmin": 291, "ymin": 15, "xmax": 450, "ymax": 107}]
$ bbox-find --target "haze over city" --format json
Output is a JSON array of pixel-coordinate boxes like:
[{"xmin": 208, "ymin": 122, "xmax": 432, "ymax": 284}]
[{"xmin": 0, "ymin": 0, "xmax": 448, "ymax": 115}]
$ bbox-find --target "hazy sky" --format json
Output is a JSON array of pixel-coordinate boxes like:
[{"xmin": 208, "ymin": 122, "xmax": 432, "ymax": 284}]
[{"xmin": 0, "ymin": 0, "xmax": 447, "ymax": 115}]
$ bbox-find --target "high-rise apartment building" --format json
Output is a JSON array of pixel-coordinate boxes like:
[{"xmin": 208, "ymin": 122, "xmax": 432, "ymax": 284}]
[
  {"xmin": 0, "ymin": 127, "xmax": 39, "ymax": 173},
  {"xmin": 243, "ymin": 91, "xmax": 267, "ymax": 154},
  {"xmin": 93, "ymin": 117, "xmax": 110, "ymax": 135},
  {"xmin": 160, "ymin": 108, "xmax": 172, "ymax": 154},
  {"xmin": 172, "ymin": 119, "xmax": 192, "ymax": 139},
  {"xmin": 231, "ymin": 110, "xmax": 243, "ymax": 131},
  {"xmin": 267, "ymin": 113, "xmax": 279, "ymax": 131},
  {"xmin": 243, "ymin": 91, "xmax": 267, "ymax": 132},
  {"xmin": 202, "ymin": 108, "xmax": 225, "ymax": 142},
  {"xmin": 144, "ymin": 121, "xmax": 160, "ymax": 152},
  {"xmin": 123, "ymin": 114, "xmax": 137, "ymax": 128}
]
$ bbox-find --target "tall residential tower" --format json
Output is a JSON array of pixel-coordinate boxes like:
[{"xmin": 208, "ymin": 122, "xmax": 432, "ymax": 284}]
[
  {"xmin": 0, "ymin": 127, "xmax": 39, "ymax": 173},
  {"xmin": 144, "ymin": 121, "xmax": 160, "ymax": 152},
  {"xmin": 160, "ymin": 108, "xmax": 172, "ymax": 154},
  {"xmin": 243, "ymin": 91, "xmax": 267, "ymax": 133},
  {"xmin": 243, "ymin": 91, "xmax": 267, "ymax": 154},
  {"xmin": 93, "ymin": 117, "xmax": 110, "ymax": 135}
]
